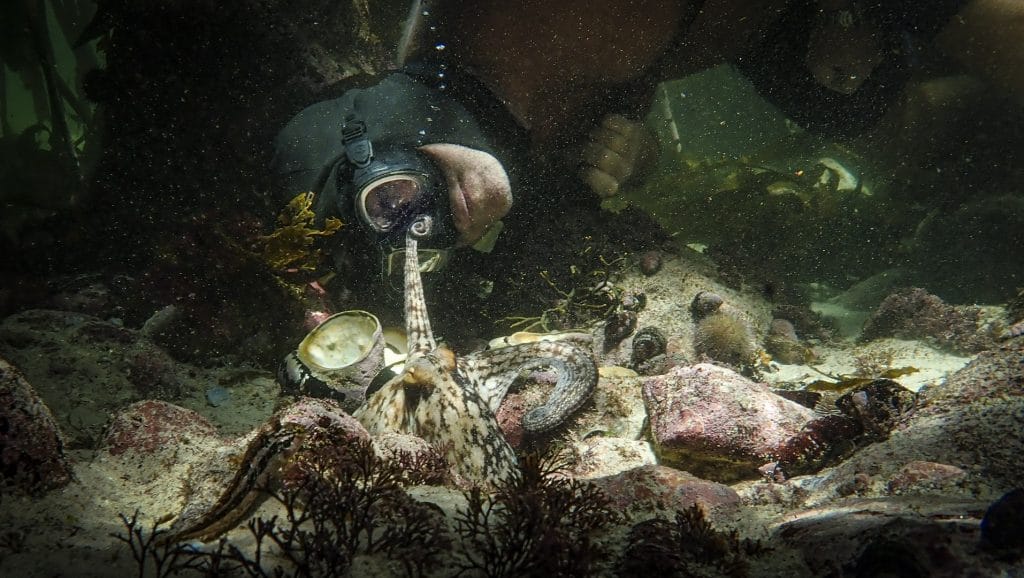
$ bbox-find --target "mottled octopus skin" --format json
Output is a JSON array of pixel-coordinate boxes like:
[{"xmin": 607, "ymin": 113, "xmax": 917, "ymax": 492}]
[
  {"xmin": 166, "ymin": 233, "xmax": 598, "ymax": 542},
  {"xmin": 354, "ymin": 234, "xmax": 597, "ymax": 487}
]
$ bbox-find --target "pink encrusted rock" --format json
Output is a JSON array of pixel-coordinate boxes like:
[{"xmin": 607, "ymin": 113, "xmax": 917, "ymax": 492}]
[
  {"xmin": 0, "ymin": 357, "xmax": 73, "ymax": 494},
  {"xmin": 276, "ymin": 396, "xmax": 370, "ymax": 441},
  {"xmin": 590, "ymin": 465, "xmax": 740, "ymax": 518},
  {"xmin": 101, "ymin": 400, "xmax": 219, "ymax": 455},
  {"xmin": 887, "ymin": 461, "xmax": 967, "ymax": 495},
  {"xmin": 495, "ymin": 391, "xmax": 531, "ymax": 448},
  {"xmin": 642, "ymin": 363, "xmax": 816, "ymax": 482}
]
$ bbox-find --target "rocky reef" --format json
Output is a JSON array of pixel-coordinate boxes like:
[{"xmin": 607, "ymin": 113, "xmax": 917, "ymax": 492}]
[{"xmin": 1, "ymin": 247, "xmax": 1022, "ymax": 577}]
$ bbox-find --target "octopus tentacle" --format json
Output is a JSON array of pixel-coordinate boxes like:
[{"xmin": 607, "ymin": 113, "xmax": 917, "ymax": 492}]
[
  {"xmin": 459, "ymin": 340, "xmax": 598, "ymax": 434},
  {"xmin": 404, "ymin": 236, "xmax": 436, "ymax": 357}
]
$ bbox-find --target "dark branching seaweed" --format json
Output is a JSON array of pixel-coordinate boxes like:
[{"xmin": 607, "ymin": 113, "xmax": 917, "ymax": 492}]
[
  {"xmin": 618, "ymin": 504, "xmax": 769, "ymax": 578},
  {"xmin": 453, "ymin": 452, "xmax": 620, "ymax": 577},
  {"xmin": 269, "ymin": 435, "xmax": 450, "ymax": 577},
  {"xmin": 115, "ymin": 436, "xmax": 450, "ymax": 577},
  {"xmin": 112, "ymin": 510, "xmax": 243, "ymax": 577}
]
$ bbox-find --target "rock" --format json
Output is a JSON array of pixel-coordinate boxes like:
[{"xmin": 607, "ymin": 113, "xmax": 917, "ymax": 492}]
[
  {"xmin": 917, "ymin": 340, "xmax": 1024, "ymax": 410},
  {"xmin": 0, "ymin": 309, "xmax": 201, "ymax": 447},
  {"xmin": 764, "ymin": 318, "xmax": 813, "ymax": 364},
  {"xmin": 777, "ymin": 339, "xmax": 1024, "ymax": 506},
  {"xmin": 638, "ymin": 250, "xmax": 663, "ymax": 276},
  {"xmin": 0, "ymin": 357, "xmax": 73, "ymax": 494},
  {"xmin": 568, "ymin": 437, "xmax": 657, "ymax": 479},
  {"xmin": 205, "ymin": 385, "xmax": 231, "ymax": 407},
  {"xmin": 101, "ymin": 400, "xmax": 219, "ymax": 456},
  {"xmin": 371, "ymin": 433, "xmax": 461, "ymax": 487},
  {"xmin": 275, "ymin": 396, "xmax": 369, "ymax": 439},
  {"xmin": 859, "ymin": 287, "xmax": 1000, "ymax": 354},
  {"xmin": 778, "ymin": 500, "xmax": 994, "ymax": 577},
  {"xmin": 643, "ymin": 363, "xmax": 815, "ymax": 482},
  {"xmin": 590, "ymin": 465, "xmax": 740, "ymax": 519},
  {"xmin": 980, "ymin": 488, "xmax": 1024, "ymax": 554},
  {"xmin": 887, "ymin": 461, "xmax": 967, "ymax": 495}
]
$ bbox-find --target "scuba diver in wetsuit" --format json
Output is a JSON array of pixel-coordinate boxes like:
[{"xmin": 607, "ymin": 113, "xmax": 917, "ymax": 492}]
[{"xmin": 271, "ymin": 0, "xmax": 1007, "ymax": 282}]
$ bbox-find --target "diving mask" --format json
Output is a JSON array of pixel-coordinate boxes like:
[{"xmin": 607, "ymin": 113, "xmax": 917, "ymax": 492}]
[{"xmin": 341, "ymin": 116, "xmax": 457, "ymax": 273}]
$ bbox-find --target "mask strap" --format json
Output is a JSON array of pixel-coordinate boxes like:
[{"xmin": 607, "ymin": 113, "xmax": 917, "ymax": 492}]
[{"xmin": 341, "ymin": 115, "xmax": 373, "ymax": 169}]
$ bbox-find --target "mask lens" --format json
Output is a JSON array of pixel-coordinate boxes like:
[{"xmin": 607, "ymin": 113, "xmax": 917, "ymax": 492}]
[{"xmin": 358, "ymin": 175, "xmax": 426, "ymax": 232}]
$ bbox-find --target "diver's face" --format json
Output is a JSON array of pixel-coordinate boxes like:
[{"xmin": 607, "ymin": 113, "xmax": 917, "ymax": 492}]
[
  {"xmin": 805, "ymin": 1, "xmax": 884, "ymax": 94},
  {"xmin": 418, "ymin": 143, "xmax": 512, "ymax": 246}
]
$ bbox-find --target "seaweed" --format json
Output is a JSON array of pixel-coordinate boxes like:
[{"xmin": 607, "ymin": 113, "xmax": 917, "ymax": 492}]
[
  {"xmin": 500, "ymin": 255, "xmax": 625, "ymax": 333},
  {"xmin": 258, "ymin": 192, "xmax": 344, "ymax": 272},
  {"xmin": 453, "ymin": 452, "xmax": 620, "ymax": 577},
  {"xmin": 617, "ymin": 504, "xmax": 769, "ymax": 578},
  {"xmin": 114, "ymin": 436, "xmax": 450, "ymax": 577}
]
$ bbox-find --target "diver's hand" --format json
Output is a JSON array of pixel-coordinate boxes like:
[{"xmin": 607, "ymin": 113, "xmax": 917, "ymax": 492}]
[{"xmin": 579, "ymin": 114, "xmax": 655, "ymax": 198}]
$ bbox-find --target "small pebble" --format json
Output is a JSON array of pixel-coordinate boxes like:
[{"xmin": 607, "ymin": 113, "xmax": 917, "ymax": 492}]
[
  {"xmin": 639, "ymin": 250, "xmax": 662, "ymax": 276},
  {"xmin": 205, "ymin": 386, "xmax": 231, "ymax": 407}
]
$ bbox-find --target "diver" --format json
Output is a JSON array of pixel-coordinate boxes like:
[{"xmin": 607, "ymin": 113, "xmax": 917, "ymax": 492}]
[{"xmin": 271, "ymin": 0, "xmax": 1019, "ymax": 283}]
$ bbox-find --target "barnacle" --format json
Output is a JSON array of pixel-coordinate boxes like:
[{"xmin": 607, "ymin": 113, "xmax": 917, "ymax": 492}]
[{"xmin": 258, "ymin": 192, "xmax": 343, "ymax": 271}]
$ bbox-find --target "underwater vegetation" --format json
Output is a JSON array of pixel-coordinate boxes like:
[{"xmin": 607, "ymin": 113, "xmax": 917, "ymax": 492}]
[
  {"xmin": 258, "ymin": 192, "xmax": 343, "ymax": 273},
  {"xmin": 500, "ymin": 256, "xmax": 625, "ymax": 334},
  {"xmin": 114, "ymin": 444, "xmax": 620, "ymax": 578},
  {"xmin": 115, "ymin": 436, "xmax": 451, "ymax": 577},
  {"xmin": 618, "ymin": 503, "xmax": 769, "ymax": 577},
  {"xmin": 453, "ymin": 452, "xmax": 619, "ymax": 577},
  {"xmin": 628, "ymin": 151, "xmax": 900, "ymax": 292},
  {"xmin": 690, "ymin": 291, "xmax": 759, "ymax": 372}
]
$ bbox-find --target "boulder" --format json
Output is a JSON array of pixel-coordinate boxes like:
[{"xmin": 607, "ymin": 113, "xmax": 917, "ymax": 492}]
[
  {"xmin": 643, "ymin": 363, "xmax": 815, "ymax": 482},
  {"xmin": 0, "ymin": 357, "xmax": 73, "ymax": 494}
]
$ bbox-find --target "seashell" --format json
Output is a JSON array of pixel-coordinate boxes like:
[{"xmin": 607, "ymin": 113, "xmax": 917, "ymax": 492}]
[
  {"xmin": 382, "ymin": 326, "xmax": 409, "ymax": 369},
  {"xmin": 765, "ymin": 318, "xmax": 812, "ymax": 364},
  {"xmin": 602, "ymin": 311, "xmax": 638, "ymax": 352},
  {"xmin": 277, "ymin": 310, "xmax": 385, "ymax": 412},
  {"xmin": 630, "ymin": 326, "xmax": 667, "ymax": 368},
  {"xmin": 639, "ymin": 250, "xmax": 663, "ymax": 276},
  {"xmin": 487, "ymin": 330, "xmax": 593, "ymax": 350},
  {"xmin": 690, "ymin": 290, "xmax": 724, "ymax": 321},
  {"xmin": 620, "ymin": 290, "xmax": 647, "ymax": 312}
]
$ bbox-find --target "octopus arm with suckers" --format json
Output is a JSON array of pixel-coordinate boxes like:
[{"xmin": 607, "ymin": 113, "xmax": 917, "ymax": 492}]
[{"xmin": 354, "ymin": 223, "xmax": 598, "ymax": 487}]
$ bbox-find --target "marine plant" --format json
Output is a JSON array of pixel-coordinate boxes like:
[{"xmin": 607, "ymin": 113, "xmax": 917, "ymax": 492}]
[
  {"xmin": 258, "ymin": 191, "xmax": 344, "ymax": 272},
  {"xmin": 501, "ymin": 254, "xmax": 625, "ymax": 333},
  {"xmin": 617, "ymin": 503, "xmax": 769, "ymax": 578},
  {"xmin": 114, "ymin": 436, "xmax": 451, "ymax": 578},
  {"xmin": 453, "ymin": 452, "xmax": 620, "ymax": 577},
  {"xmin": 693, "ymin": 312, "xmax": 756, "ymax": 366}
]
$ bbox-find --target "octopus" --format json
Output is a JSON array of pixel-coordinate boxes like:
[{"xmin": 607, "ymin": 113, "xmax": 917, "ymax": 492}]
[
  {"xmin": 166, "ymin": 225, "xmax": 598, "ymax": 542},
  {"xmin": 353, "ymin": 228, "xmax": 598, "ymax": 486}
]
